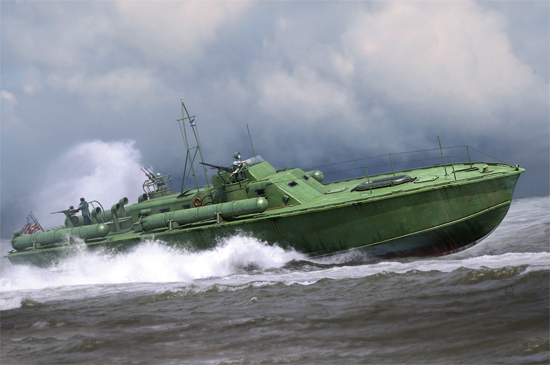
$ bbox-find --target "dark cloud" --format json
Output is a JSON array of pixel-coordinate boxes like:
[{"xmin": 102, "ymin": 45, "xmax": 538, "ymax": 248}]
[{"xmin": 1, "ymin": 1, "xmax": 548, "ymax": 238}]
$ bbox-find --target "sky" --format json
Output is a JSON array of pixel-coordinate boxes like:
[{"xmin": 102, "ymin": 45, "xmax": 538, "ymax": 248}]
[{"xmin": 1, "ymin": 1, "xmax": 549, "ymax": 237}]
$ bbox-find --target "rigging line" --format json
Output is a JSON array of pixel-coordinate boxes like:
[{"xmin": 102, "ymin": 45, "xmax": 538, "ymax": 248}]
[
  {"xmin": 390, "ymin": 145, "xmax": 467, "ymax": 155},
  {"xmin": 195, "ymin": 121, "xmax": 209, "ymax": 174},
  {"xmin": 304, "ymin": 153, "xmax": 397, "ymax": 171},
  {"xmin": 322, "ymin": 157, "xmax": 444, "ymax": 175},
  {"xmin": 213, "ymin": 154, "xmax": 471, "ymax": 186},
  {"xmin": 219, "ymin": 154, "xmax": 472, "ymax": 186},
  {"xmin": 392, "ymin": 156, "xmax": 447, "ymax": 165},
  {"xmin": 196, "ymin": 127, "xmax": 203, "ymax": 152},
  {"xmin": 178, "ymin": 119, "xmax": 187, "ymax": 149},
  {"xmin": 440, "ymin": 144, "xmax": 468, "ymax": 150},
  {"xmin": 194, "ymin": 117, "xmax": 204, "ymax": 153},
  {"xmin": 305, "ymin": 145, "xmax": 467, "ymax": 171},
  {"xmin": 467, "ymin": 146, "xmax": 509, "ymax": 164}
]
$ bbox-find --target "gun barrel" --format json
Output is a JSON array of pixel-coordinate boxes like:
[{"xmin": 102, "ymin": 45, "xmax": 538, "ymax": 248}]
[
  {"xmin": 200, "ymin": 162, "xmax": 232, "ymax": 173},
  {"xmin": 141, "ymin": 168, "xmax": 155, "ymax": 180},
  {"xmin": 51, "ymin": 208, "xmax": 73, "ymax": 214}
]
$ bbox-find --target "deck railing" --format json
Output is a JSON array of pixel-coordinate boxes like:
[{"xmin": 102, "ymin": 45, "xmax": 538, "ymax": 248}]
[{"xmin": 305, "ymin": 144, "xmax": 511, "ymax": 183}]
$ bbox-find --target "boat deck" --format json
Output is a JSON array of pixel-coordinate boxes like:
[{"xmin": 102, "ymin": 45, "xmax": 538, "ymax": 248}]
[{"xmin": 272, "ymin": 161, "xmax": 522, "ymax": 214}]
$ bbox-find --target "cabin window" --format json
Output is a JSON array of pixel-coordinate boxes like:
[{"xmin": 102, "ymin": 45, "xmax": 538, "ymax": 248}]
[
  {"xmin": 302, "ymin": 175, "xmax": 310, "ymax": 180},
  {"xmin": 159, "ymin": 208, "xmax": 170, "ymax": 213},
  {"xmin": 182, "ymin": 204, "xmax": 191, "ymax": 209},
  {"xmin": 255, "ymin": 189, "xmax": 266, "ymax": 197},
  {"xmin": 287, "ymin": 181, "xmax": 298, "ymax": 187}
]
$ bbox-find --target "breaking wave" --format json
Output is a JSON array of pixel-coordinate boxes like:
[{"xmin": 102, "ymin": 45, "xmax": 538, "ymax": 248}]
[
  {"xmin": 0, "ymin": 235, "xmax": 305, "ymax": 292},
  {"xmin": 1, "ymin": 233, "xmax": 548, "ymax": 311}
]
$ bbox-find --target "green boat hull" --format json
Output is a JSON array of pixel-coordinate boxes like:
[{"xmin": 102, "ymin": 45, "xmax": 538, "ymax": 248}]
[
  {"xmin": 160, "ymin": 171, "xmax": 519, "ymax": 258},
  {"xmin": 6, "ymin": 168, "xmax": 521, "ymax": 267}
]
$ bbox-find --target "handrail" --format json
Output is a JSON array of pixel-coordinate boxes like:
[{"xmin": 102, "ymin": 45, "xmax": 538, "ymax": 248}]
[
  {"xmin": 467, "ymin": 146, "xmax": 509, "ymax": 164},
  {"xmin": 88, "ymin": 200, "xmax": 105, "ymax": 213},
  {"xmin": 304, "ymin": 144, "xmax": 468, "ymax": 171},
  {"xmin": 303, "ymin": 144, "xmax": 511, "ymax": 178}
]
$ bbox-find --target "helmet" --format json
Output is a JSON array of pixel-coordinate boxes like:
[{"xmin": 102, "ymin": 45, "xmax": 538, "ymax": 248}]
[{"xmin": 233, "ymin": 152, "xmax": 241, "ymax": 160}]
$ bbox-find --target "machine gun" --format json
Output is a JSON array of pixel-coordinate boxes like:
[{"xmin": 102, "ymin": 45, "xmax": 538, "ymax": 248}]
[
  {"xmin": 199, "ymin": 162, "xmax": 233, "ymax": 173},
  {"xmin": 51, "ymin": 207, "xmax": 76, "ymax": 215},
  {"xmin": 141, "ymin": 167, "xmax": 156, "ymax": 181}
]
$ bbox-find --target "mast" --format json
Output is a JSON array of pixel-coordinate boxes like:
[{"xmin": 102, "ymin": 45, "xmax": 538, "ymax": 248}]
[{"xmin": 177, "ymin": 100, "xmax": 210, "ymax": 192}]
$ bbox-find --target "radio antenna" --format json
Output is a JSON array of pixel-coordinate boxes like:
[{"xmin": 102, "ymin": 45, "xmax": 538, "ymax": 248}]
[{"xmin": 247, "ymin": 124, "xmax": 256, "ymax": 157}]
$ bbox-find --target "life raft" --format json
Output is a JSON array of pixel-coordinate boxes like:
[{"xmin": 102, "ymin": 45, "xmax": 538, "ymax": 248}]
[{"xmin": 352, "ymin": 174, "xmax": 414, "ymax": 191}]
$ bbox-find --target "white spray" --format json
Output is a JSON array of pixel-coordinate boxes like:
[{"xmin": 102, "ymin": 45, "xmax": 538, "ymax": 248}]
[{"xmin": 31, "ymin": 140, "xmax": 146, "ymax": 230}]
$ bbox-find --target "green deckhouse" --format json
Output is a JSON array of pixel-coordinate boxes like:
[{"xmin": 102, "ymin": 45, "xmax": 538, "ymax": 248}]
[{"xmin": 6, "ymin": 101, "xmax": 524, "ymax": 267}]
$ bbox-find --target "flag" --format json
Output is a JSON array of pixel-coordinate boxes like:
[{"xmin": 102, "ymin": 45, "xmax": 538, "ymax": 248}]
[{"xmin": 22, "ymin": 213, "xmax": 41, "ymax": 234}]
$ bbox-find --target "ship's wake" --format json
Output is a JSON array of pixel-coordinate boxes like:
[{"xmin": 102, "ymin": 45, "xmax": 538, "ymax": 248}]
[
  {"xmin": 1, "ymin": 195, "xmax": 548, "ymax": 311},
  {"xmin": 0, "ymin": 235, "xmax": 305, "ymax": 292},
  {"xmin": 1, "ymin": 232, "xmax": 549, "ymax": 311}
]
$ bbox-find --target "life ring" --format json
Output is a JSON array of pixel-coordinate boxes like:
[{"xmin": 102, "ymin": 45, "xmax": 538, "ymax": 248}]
[{"xmin": 193, "ymin": 197, "xmax": 202, "ymax": 207}]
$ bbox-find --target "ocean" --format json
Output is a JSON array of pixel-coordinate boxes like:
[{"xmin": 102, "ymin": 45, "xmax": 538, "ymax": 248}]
[{"xmin": 1, "ymin": 196, "xmax": 548, "ymax": 364}]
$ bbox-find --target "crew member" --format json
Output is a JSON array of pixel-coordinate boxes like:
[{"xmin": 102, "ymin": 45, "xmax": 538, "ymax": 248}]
[
  {"xmin": 74, "ymin": 198, "xmax": 92, "ymax": 225},
  {"xmin": 155, "ymin": 172, "xmax": 166, "ymax": 191},
  {"xmin": 231, "ymin": 152, "xmax": 242, "ymax": 171},
  {"xmin": 231, "ymin": 152, "xmax": 245, "ymax": 181}
]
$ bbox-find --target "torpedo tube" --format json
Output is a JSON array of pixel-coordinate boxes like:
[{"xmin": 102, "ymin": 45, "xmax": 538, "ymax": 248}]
[
  {"xmin": 11, "ymin": 223, "xmax": 110, "ymax": 251},
  {"xmin": 137, "ymin": 197, "xmax": 268, "ymax": 232}
]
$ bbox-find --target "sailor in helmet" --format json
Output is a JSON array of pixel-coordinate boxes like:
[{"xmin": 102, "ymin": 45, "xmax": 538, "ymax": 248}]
[
  {"xmin": 232, "ymin": 152, "xmax": 242, "ymax": 171},
  {"xmin": 231, "ymin": 152, "xmax": 246, "ymax": 181},
  {"xmin": 155, "ymin": 172, "xmax": 166, "ymax": 191}
]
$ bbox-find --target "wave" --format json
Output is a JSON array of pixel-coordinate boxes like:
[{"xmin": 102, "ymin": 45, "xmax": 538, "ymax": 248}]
[
  {"xmin": 0, "ymin": 235, "xmax": 306, "ymax": 292},
  {"xmin": 1, "ymin": 195, "xmax": 548, "ymax": 311},
  {"xmin": 1, "ymin": 231, "xmax": 548, "ymax": 310}
]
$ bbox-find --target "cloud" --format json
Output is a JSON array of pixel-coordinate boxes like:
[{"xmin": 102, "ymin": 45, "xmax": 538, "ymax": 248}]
[
  {"xmin": 22, "ymin": 67, "xmax": 43, "ymax": 95},
  {"xmin": 2, "ymin": 2, "xmax": 116, "ymax": 70},
  {"xmin": 208, "ymin": 1, "xmax": 546, "ymax": 158},
  {"xmin": 1, "ymin": 90, "xmax": 19, "ymax": 132},
  {"xmin": 33, "ymin": 140, "xmax": 145, "ymax": 230},
  {"xmin": 114, "ymin": 1, "xmax": 251, "ymax": 64},
  {"xmin": 1, "ymin": 1, "xmax": 548, "ymax": 238},
  {"xmin": 337, "ymin": 2, "xmax": 546, "ymax": 128},
  {"xmin": 256, "ymin": 66, "xmax": 354, "ymax": 123},
  {"xmin": 46, "ymin": 68, "xmax": 175, "ymax": 110},
  {"xmin": 1, "ymin": 90, "xmax": 18, "ymax": 106},
  {"xmin": 3, "ymin": 1, "xmax": 252, "ymax": 109}
]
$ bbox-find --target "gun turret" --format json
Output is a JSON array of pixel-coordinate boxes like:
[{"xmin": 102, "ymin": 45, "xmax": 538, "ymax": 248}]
[{"xmin": 200, "ymin": 162, "xmax": 233, "ymax": 173}]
